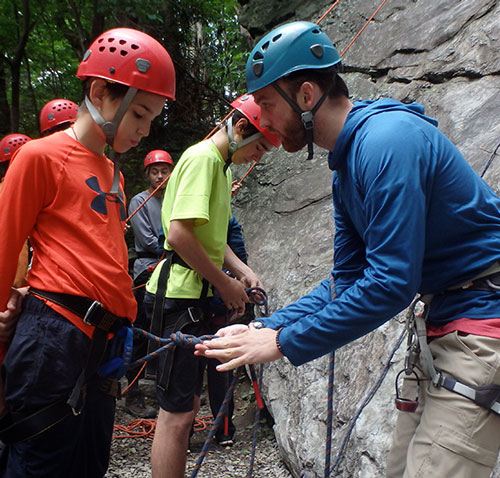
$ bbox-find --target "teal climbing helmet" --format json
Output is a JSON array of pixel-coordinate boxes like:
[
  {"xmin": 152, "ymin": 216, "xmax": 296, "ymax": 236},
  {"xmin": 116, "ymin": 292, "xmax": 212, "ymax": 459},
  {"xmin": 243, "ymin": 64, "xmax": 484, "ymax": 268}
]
[{"xmin": 246, "ymin": 21, "xmax": 341, "ymax": 94}]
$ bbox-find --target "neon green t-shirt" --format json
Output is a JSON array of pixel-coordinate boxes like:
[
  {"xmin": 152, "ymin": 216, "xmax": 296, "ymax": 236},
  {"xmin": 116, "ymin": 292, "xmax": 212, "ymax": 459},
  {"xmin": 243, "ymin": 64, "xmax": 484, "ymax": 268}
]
[{"xmin": 146, "ymin": 140, "xmax": 232, "ymax": 298}]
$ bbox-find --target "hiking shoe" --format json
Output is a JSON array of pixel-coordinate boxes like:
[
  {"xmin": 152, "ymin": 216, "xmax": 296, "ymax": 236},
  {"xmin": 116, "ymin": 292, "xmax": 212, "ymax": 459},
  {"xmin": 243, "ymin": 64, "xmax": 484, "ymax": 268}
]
[
  {"xmin": 217, "ymin": 435, "xmax": 234, "ymax": 447},
  {"xmin": 125, "ymin": 391, "xmax": 157, "ymax": 419}
]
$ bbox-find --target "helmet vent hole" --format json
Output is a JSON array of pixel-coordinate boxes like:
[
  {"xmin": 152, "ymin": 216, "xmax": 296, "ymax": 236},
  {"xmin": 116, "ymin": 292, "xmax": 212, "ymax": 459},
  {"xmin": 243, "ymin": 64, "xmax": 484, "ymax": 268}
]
[
  {"xmin": 120, "ymin": 50, "xmax": 128, "ymax": 56},
  {"xmin": 261, "ymin": 41, "xmax": 270, "ymax": 52},
  {"xmin": 99, "ymin": 46, "xmax": 105, "ymax": 52},
  {"xmin": 272, "ymin": 34, "xmax": 282, "ymax": 42},
  {"xmin": 110, "ymin": 47, "xmax": 116, "ymax": 53},
  {"xmin": 108, "ymin": 37, "xmax": 115, "ymax": 43},
  {"xmin": 312, "ymin": 29, "xmax": 321, "ymax": 35},
  {"xmin": 131, "ymin": 44, "xmax": 139, "ymax": 50},
  {"xmin": 97, "ymin": 38, "xmax": 104, "ymax": 44},
  {"xmin": 119, "ymin": 39, "xmax": 126, "ymax": 45},
  {"xmin": 253, "ymin": 51, "xmax": 264, "ymax": 60}
]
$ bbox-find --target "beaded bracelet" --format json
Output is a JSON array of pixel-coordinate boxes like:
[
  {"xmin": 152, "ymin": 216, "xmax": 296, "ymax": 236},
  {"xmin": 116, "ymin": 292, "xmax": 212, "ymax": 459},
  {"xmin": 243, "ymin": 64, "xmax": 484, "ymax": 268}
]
[{"xmin": 276, "ymin": 327, "xmax": 284, "ymax": 356}]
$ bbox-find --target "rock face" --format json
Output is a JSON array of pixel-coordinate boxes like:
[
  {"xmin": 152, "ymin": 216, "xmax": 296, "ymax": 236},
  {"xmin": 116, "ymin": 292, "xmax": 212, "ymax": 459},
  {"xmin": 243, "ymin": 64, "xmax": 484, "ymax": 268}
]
[{"xmin": 232, "ymin": 1, "xmax": 500, "ymax": 477}]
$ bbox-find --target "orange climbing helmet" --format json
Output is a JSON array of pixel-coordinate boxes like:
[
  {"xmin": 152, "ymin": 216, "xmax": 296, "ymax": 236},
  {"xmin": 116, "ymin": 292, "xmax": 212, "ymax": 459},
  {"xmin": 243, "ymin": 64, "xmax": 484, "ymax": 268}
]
[
  {"xmin": 230, "ymin": 94, "xmax": 280, "ymax": 148},
  {"xmin": 144, "ymin": 150, "xmax": 174, "ymax": 169},
  {"xmin": 40, "ymin": 99, "xmax": 78, "ymax": 135},
  {"xmin": 0, "ymin": 134, "xmax": 32, "ymax": 163},
  {"xmin": 76, "ymin": 27, "xmax": 176, "ymax": 100}
]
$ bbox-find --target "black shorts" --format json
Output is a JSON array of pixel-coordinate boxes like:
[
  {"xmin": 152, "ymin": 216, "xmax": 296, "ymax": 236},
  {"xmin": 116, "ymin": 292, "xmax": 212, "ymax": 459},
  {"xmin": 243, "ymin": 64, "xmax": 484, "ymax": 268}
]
[{"xmin": 144, "ymin": 293, "xmax": 210, "ymax": 413}]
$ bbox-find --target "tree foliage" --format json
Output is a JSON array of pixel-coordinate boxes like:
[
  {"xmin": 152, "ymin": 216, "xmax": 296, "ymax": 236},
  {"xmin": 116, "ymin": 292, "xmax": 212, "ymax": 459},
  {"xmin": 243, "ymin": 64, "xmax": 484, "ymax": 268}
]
[{"xmin": 0, "ymin": 0, "xmax": 249, "ymax": 197}]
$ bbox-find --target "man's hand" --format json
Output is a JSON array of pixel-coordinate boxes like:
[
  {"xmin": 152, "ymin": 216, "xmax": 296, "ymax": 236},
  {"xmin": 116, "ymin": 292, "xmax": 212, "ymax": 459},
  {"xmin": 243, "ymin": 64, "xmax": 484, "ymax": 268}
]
[
  {"xmin": 194, "ymin": 324, "xmax": 284, "ymax": 371},
  {"xmin": 0, "ymin": 287, "xmax": 27, "ymax": 343}
]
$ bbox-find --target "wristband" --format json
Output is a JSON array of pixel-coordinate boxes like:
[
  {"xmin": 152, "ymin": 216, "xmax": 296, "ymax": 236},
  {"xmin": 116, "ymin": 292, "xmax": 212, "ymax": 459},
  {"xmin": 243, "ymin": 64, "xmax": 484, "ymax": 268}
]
[{"xmin": 275, "ymin": 327, "xmax": 284, "ymax": 356}]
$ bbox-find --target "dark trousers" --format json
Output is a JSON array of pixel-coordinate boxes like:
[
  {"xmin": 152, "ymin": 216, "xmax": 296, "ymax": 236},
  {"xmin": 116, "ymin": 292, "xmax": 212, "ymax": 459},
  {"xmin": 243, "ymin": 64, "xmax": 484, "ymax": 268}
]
[{"xmin": 0, "ymin": 295, "xmax": 115, "ymax": 478}]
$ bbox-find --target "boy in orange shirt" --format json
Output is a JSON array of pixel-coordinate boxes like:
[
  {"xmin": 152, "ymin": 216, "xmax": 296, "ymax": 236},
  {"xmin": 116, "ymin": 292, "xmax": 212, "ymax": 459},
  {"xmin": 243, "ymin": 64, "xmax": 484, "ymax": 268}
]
[{"xmin": 0, "ymin": 28, "xmax": 176, "ymax": 477}]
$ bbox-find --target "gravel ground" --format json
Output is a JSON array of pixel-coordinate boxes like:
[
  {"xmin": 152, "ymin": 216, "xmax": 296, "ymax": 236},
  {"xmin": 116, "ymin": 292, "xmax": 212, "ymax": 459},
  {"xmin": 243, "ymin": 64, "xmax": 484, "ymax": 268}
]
[{"xmin": 106, "ymin": 375, "xmax": 293, "ymax": 477}]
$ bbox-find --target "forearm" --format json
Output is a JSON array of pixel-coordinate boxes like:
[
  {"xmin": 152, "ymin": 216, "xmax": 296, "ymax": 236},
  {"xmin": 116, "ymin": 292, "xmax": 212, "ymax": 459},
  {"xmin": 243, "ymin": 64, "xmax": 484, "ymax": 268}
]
[
  {"xmin": 263, "ymin": 278, "xmax": 332, "ymax": 330},
  {"xmin": 224, "ymin": 245, "xmax": 252, "ymax": 280}
]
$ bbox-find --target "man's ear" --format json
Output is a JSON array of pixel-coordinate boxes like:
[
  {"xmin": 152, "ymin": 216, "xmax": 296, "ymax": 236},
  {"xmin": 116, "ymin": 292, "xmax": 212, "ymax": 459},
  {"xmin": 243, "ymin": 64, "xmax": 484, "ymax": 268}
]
[
  {"xmin": 297, "ymin": 81, "xmax": 316, "ymax": 110},
  {"xmin": 88, "ymin": 79, "xmax": 108, "ymax": 109}
]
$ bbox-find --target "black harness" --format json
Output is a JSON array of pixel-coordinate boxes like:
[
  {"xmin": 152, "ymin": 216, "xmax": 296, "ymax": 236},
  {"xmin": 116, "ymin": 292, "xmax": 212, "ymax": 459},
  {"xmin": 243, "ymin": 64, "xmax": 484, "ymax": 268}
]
[
  {"xmin": 0, "ymin": 290, "xmax": 128, "ymax": 443},
  {"xmin": 146, "ymin": 250, "xmax": 210, "ymax": 390}
]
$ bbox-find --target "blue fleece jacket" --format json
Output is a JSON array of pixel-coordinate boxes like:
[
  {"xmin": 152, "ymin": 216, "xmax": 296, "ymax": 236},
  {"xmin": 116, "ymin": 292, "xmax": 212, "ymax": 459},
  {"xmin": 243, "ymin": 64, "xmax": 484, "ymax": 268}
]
[{"xmin": 263, "ymin": 99, "xmax": 500, "ymax": 366}]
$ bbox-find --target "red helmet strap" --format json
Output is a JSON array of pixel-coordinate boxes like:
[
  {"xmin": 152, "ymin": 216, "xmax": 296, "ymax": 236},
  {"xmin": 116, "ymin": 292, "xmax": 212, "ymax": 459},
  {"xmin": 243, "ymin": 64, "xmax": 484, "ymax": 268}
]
[
  {"xmin": 224, "ymin": 116, "xmax": 263, "ymax": 175},
  {"xmin": 227, "ymin": 116, "xmax": 263, "ymax": 153},
  {"xmin": 84, "ymin": 86, "xmax": 138, "ymax": 147},
  {"xmin": 84, "ymin": 86, "xmax": 138, "ymax": 195}
]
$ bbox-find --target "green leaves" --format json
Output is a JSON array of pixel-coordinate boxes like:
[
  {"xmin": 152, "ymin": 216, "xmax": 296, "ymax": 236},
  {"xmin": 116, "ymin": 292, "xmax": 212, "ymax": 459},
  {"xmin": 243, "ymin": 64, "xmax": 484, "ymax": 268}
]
[{"xmin": 1, "ymin": 0, "xmax": 249, "ymax": 200}]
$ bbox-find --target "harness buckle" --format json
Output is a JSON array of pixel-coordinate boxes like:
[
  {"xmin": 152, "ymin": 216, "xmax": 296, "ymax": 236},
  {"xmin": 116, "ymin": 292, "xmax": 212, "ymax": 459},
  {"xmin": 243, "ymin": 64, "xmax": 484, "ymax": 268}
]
[
  {"xmin": 187, "ymin": 307, "xmax": 202, "ymax": 324},
  {"xmin": 431, "ymin": 370, "xmax": 445, "ymax": 388},
  {"xmin": 83, "ymin": 300, "xmax": 104, "ymax": 326}
]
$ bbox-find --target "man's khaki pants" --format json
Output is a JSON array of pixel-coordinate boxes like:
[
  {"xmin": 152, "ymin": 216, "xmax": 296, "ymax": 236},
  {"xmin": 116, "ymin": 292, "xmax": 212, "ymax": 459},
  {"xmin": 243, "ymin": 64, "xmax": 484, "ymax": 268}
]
[{"xmin": 386, "ymin": 332, "xmax": 500, "ymax": 478}]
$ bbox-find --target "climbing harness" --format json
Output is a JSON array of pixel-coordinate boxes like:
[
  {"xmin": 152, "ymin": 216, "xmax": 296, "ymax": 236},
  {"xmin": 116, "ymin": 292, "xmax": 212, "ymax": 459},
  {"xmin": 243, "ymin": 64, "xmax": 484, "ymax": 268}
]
[
  {"xmin": 400, "ymin": 281, "xmax": 500, "ymax": 417},
  {"xmin": 116, "ymin": 284, "xmax": 270, "ymax": 477},
  {"xmin": 0, "ymin": 288, "xmax": 129, "ymax": 444}
]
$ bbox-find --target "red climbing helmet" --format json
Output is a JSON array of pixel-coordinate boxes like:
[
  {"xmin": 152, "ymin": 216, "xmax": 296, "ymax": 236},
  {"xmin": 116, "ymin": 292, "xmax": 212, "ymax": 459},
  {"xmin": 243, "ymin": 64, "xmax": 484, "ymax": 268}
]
[
  {"xmin": 231, "ymin": 94, "xmax": 280, "ymax": 148},
  {"xmin": 76, "ymin": 27, "xmax": 176, "ymax": 100},
  {"xmin": 39, "ymin": 98, "xmax": 78, "ymax": 135},
  {"xmin": 144, "ymin": 150, "xmax": 174, "ymax": 169},
  {"xmin": 0, "ymin": 134, "xmax": 32, "ymax": 163}
]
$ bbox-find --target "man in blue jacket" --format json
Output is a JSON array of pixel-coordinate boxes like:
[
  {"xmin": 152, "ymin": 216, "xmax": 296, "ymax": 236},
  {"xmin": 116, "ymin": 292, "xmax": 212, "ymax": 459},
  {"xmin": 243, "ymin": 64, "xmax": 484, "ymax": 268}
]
[{"xmin": 196, "ymin": 21, "xmax": 500, "ymax": 477}]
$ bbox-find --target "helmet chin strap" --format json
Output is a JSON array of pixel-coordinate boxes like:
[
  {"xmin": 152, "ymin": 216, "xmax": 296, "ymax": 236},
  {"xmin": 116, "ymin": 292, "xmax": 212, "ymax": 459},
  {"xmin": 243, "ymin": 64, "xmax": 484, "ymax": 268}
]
[
  {"xmin": 85, "ymin": 87, "xmax": 138, "ymax": 194},
  {"xmin": 272, "ymin": 83, "xmax": 329, "ymax": 160},
  {"xmin": 224, "ymin": 116, "xmax": 263, "ymax": 175}
]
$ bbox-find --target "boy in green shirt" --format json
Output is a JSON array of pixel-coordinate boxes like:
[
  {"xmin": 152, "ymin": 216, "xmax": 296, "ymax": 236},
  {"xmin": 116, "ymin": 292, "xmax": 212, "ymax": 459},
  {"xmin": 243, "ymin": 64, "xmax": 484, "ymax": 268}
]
[{"xmin": 145, "ymin": 94, "xmax": 279, "ymax": 478}]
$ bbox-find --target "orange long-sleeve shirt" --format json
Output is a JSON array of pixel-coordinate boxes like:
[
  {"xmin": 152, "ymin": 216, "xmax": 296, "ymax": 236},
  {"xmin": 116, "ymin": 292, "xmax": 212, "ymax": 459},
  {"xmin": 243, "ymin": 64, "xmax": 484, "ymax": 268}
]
[
  {"xmin": 0, "ymin": 178, "xmax": 28, "ymax": 288},
  {"xmin": 0, "ymin": 132, "xmax": 136, "ymax": 339}
]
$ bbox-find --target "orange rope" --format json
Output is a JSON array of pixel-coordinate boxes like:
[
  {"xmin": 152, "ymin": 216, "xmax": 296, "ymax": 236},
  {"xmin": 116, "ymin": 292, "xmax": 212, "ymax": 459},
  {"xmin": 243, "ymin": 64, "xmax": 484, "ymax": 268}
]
[
  {"xmin": 121, "ymin": 362, "xmax": 147, "ymax": 396},
  {"xmin": 340, "ymin": 0, "xmax": 387, "ymax": 57},
  {"xmin": 131, "ymin": 282, "xmax": 146, "ymax": 291},
  {"xmin": 234, "ymin": 157, "xmax": 260, "ymax": 188},
  {"xmin": 113, "ymin": 419, "xmax": 157, "ymax": 439},
  {"xmin": 125, "ymin": 172, "xmax": 172, "ymax": 223},
  {"xmin": 316, "ymin": 0, "xmax": 342, "ymax": 24},
  {"xmin": 113, "ymin": 416, "xmax": 213, "ymax": 439},
  {"xmin": 204, "ymin": 109, "xmax": 234, "ymax": 140}
]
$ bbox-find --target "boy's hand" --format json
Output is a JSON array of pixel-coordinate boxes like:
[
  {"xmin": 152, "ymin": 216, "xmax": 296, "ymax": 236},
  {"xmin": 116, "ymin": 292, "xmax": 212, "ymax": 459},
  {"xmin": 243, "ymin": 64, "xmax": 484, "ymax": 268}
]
[
  {"xmin": 0, "ymin": 287, "xmax": 27, "ymax": 343},
  {"xmin": 218, "ymin": 277, "xmax": 249, "ymax": 316}
]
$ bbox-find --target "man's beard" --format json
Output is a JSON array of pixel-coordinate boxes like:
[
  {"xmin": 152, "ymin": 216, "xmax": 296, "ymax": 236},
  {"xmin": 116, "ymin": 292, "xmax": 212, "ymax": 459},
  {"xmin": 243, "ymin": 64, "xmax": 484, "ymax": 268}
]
[{"xmin": 280, "ymin": 115, "xmax": 307, "ymax": 153}]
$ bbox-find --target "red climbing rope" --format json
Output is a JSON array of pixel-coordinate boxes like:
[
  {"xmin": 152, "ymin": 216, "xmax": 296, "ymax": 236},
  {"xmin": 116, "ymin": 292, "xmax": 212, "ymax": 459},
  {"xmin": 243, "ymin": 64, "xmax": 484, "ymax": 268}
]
[
  {"xmin": 316, "ymin": 0, "xmax": 343, "ymax": 25},
  {"xmin": 340, "ymin": 0, "xmax": 388, "ymax": 57}
]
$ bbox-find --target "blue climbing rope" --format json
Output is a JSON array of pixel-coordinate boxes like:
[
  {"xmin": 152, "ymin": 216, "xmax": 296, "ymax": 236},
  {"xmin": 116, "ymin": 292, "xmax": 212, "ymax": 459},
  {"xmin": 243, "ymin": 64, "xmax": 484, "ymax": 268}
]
[
  {"xmin": 329, "ymin": 328, "xmax": 407, "ymax": 476},
  {"xmin": 324, "ymin": 351, "xmax": 335, "ymax": 478}
]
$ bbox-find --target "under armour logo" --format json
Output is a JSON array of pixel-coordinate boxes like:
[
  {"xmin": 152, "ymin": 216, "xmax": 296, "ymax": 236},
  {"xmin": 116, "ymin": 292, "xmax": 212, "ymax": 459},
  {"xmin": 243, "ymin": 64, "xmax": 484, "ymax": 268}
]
[{"xmin": 86, "ymin": 176, "xmax": 126, "ymax": 220}]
